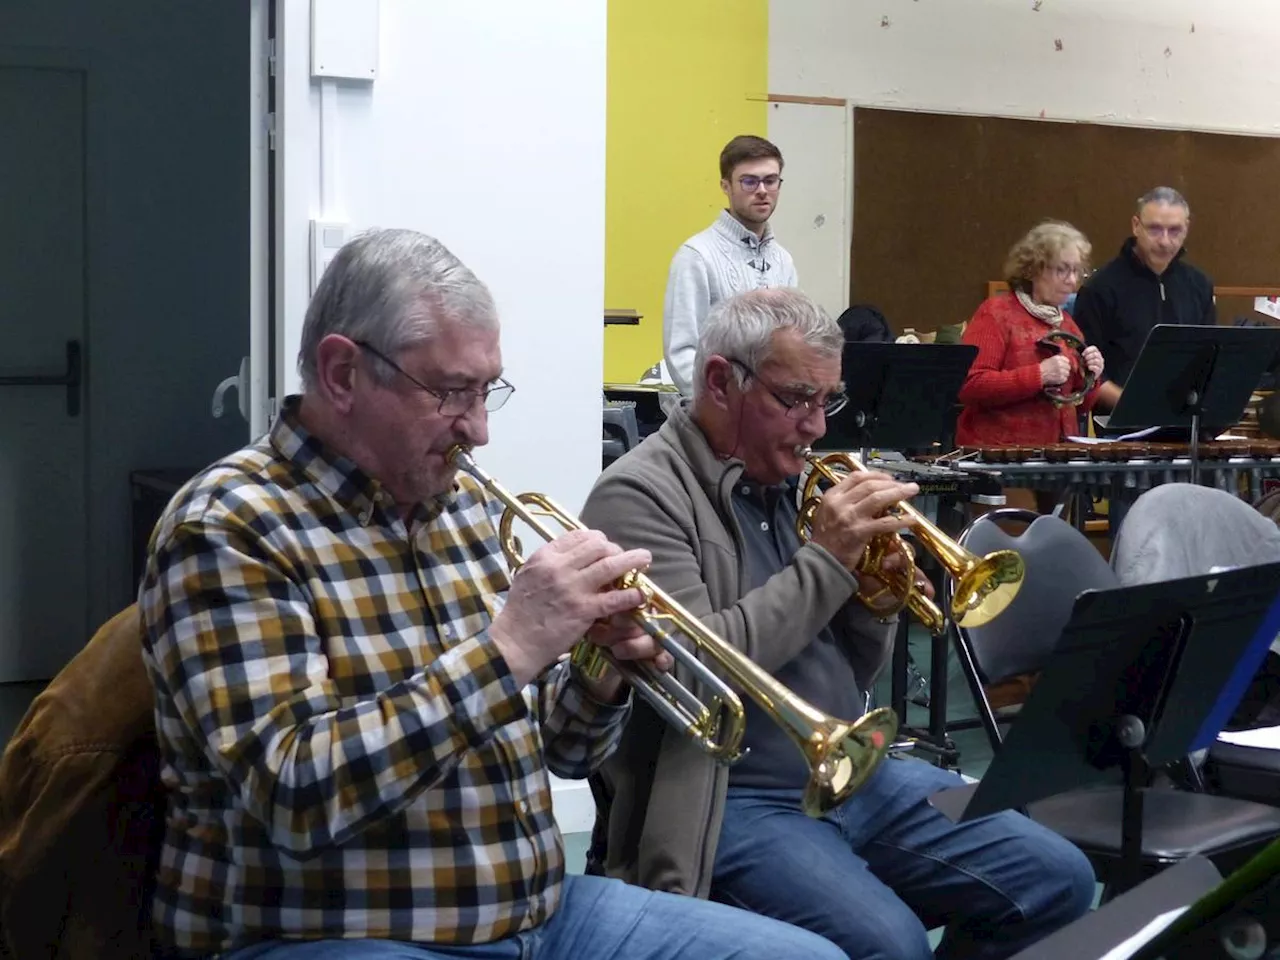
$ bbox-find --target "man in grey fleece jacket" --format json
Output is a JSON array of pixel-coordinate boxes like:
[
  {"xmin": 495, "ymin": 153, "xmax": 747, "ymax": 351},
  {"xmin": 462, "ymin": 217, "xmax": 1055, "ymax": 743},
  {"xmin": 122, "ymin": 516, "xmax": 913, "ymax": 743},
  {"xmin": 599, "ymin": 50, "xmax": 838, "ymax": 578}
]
[
  {"xmin": 581, "ymin": 288, "xmax": 1095, "ymax": 960},
  {"xmin": 663, "ymin": 135, "xmax": 798, "ymax": 396}
]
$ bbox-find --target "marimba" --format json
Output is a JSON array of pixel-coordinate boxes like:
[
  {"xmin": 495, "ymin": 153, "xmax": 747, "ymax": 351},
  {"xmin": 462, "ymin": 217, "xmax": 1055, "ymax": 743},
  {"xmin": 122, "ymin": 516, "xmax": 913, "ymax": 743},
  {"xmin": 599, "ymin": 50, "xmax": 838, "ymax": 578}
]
[{"xmin": 948, "ymin": 440, "xmax": 1280, "ymax": 505}]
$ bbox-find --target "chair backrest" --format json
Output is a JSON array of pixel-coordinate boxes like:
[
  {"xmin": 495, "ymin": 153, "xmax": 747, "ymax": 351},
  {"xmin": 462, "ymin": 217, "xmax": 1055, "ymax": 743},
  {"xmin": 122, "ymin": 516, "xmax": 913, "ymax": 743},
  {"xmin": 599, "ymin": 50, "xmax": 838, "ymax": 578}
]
[
  {"xmin": 603, "ymin": 403, "xmax": 640, "ymax": 450},
  {"xmin": 602, "ymin": 404, "xmax": 641, "ymax": 469},
  {"xmin": 0, "ymin": 605, "xmax": 164, "ymax": 959},
  {"xmin": 954, "ymin": 510, "xmax": 1119, "ymax": 684}
]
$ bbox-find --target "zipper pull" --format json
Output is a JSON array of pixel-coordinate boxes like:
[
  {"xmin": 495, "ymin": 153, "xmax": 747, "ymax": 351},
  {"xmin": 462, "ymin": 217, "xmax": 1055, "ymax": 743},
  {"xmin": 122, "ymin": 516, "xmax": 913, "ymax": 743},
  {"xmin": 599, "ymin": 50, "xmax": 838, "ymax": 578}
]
[{"xmin": 1160, "ymin": 281, "xmax": 1166, "ymax": 302}]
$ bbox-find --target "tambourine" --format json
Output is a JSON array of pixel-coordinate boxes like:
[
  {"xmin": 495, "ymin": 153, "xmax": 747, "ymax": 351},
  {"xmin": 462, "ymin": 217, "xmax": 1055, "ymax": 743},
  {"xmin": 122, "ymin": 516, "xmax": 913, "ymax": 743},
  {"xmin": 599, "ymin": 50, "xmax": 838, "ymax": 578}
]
[{"xmin": 1037, "ymin": 329, "xmax": 1096, "ymax": 408}]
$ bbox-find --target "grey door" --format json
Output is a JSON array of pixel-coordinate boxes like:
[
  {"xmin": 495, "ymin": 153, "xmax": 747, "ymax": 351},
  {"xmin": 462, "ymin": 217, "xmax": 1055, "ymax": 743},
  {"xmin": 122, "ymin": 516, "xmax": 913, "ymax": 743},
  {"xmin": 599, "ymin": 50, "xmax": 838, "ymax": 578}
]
[{"xmin": 0, "ymin": 63, "xmax": 89, "ymax": 681}]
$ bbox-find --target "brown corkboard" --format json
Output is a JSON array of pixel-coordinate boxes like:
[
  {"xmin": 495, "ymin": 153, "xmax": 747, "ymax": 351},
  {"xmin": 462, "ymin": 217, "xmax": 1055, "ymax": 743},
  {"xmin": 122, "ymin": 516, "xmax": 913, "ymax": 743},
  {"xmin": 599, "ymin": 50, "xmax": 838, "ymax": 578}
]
[{"xmin": 851, "ymin": 108, "xmax": 1280, "ymax": 334}]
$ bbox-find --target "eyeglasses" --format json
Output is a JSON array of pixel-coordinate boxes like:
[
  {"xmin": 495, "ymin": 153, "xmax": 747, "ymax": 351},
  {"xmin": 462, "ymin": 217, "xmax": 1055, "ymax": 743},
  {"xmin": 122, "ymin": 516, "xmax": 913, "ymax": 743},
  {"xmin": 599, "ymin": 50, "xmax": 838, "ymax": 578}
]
[
  {"xmin": 729, "ymin": 359, "xmax": 848, "ymax": 419},
  {"xmin": 354, "ymin": 341, "xmax": 515, "ymax": 416},
  {"xmin": 1139, "ymin": 222, "xmax": 1187, "ymax": 241},
  {"xmin": 1052, "ymin": 263, "xmax": 1089, "ymax": 280},
  {"xmin": 737, "ymin": 175, "xmax": 784, "ymax": 192}
]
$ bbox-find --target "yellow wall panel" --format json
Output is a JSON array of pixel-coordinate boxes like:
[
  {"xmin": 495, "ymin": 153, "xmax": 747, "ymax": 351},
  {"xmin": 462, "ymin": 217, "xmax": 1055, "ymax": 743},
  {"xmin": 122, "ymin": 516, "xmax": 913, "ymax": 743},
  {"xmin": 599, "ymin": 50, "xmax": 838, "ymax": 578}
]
[{"xmin": 604, "ymin": 1, "xmax": 768, "ymax": 382}]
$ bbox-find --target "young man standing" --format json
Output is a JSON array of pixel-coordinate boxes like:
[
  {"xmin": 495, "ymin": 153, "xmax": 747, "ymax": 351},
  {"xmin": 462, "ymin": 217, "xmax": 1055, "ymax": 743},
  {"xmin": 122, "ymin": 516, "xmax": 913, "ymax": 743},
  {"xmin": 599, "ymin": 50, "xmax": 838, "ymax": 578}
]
[{"xmin": 663, "ymin": 135, "xmax": 798, "ymax": 396}]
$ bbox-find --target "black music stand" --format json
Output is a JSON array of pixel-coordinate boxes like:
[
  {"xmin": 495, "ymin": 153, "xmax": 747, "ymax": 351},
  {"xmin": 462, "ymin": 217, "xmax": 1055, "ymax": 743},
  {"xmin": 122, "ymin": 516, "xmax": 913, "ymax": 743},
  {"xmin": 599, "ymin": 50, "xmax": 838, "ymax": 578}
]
[
  {"xmin": 814, "ymin": 342, "xmax": 977, "ymax": 454},
  {"xmin": 930, "ymin": 563, "xmax": 1280, "ymax": 896},
  {"xmin": 1097, "ymin": 324, "xmax": 1280, "ymax": 484},
  {"xmin": 817, "ymin": 343, "xmax": 977, "ymax": 760},
  {"xmin": 1008, "ymin": 855, "xmax": 1222, "ymax": 960},
  {"xmin": 1129, "ymin": 834, "xmax": 1280, "ymax": 959},
  {"xmin": 1016, "ymin": 838, "xmax": 1280, "ymax": 959}
]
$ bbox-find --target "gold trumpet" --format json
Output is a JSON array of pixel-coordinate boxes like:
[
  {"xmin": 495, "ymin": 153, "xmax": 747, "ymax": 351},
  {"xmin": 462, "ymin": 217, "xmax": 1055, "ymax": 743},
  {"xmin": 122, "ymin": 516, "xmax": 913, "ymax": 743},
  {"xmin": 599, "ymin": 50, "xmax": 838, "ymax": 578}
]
[
  {"xmin": 449, "ymin": 445, "xmax": 900, "ymax": 816},
  {"xmin": 797, "ymin": 449, "xmax": 1024, "ymax": 634}
]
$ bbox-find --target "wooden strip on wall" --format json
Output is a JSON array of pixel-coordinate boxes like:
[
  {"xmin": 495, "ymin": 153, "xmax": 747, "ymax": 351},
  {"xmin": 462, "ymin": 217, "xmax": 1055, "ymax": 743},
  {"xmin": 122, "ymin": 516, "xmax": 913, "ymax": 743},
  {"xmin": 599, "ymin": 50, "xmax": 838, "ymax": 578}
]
[{"xmin": 757, "ymin": 93, "xmax": 848, "ymax": 107}]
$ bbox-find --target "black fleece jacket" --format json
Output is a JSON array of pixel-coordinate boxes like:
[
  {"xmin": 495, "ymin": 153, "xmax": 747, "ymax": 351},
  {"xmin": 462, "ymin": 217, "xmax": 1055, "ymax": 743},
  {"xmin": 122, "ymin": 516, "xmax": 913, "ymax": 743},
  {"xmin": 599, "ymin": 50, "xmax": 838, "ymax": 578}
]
[{"xmin": 1073, "ymin": 237, "xmax": 1215, "ymax": 385}]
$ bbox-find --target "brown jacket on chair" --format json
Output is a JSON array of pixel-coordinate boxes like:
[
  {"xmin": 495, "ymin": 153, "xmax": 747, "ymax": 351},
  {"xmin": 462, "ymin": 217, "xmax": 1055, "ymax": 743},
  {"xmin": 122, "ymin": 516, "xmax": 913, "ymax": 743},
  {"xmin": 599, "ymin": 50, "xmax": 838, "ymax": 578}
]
[{"xmin": 0, "ymin": 605, "xmax": 165, "ymax": 959}]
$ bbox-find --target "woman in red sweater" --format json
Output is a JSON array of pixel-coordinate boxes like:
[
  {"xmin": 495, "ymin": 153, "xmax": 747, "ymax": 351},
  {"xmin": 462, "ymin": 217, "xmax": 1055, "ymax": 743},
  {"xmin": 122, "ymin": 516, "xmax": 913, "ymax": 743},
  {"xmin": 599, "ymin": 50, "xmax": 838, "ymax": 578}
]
[{"xmin": 956, "ymin": 221, "xmax": 1105, "ymax": 447}]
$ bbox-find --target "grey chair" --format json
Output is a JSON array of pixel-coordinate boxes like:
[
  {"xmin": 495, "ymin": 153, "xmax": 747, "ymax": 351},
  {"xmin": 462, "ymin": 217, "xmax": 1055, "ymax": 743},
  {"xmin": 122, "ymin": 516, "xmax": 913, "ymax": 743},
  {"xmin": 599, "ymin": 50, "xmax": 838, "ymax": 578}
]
[
  {"xmin": 602, "ymin": 402, "xmax": 640, "ymax": 469},
  {"xmin": 948, "ymin": 509, "xmax": 1280, "ymax": 900}
]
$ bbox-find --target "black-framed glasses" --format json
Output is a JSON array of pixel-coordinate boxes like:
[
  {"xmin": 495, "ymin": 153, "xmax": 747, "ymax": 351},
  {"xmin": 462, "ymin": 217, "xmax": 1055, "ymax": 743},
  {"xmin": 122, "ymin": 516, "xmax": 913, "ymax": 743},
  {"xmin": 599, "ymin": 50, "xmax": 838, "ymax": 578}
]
[
  {"xmin": 737, "ymin": 175, "xmax": 783, "ymax": 192},
  {"xmin": 729, "ymin": 359, "xmax": 848, "ymax": 419},
  {"xmin": 354, "ymin": 341, "xmax": 515, "ymax": 416}
]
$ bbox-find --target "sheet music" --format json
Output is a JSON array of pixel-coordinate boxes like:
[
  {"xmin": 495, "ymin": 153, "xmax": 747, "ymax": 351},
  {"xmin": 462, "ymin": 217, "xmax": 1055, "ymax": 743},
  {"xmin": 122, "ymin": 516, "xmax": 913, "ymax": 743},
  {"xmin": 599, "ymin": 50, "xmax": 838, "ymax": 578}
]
[
  {"xmin": 1216, "ymin": 725, "xmax": 1280, "ymax": 750},
  {"xmin": 1067, "ymin": 425, "xmax": 1164, "ymax": 444},
  {"xmin": 1097, "ymin": 907, "xmax": 1188, "ymax": 960}
]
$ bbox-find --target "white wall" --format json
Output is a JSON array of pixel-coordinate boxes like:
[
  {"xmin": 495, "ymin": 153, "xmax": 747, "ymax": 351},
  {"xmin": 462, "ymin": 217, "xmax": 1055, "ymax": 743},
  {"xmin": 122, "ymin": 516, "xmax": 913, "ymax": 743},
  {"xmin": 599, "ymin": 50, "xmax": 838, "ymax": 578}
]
[
  {"xmin": 277, "ymin": 0, "xmax": 605, "ymax": 514},
  {"xmin": 770, "ymin": 0, "xmax": 1280, "ymax": 135},
  {"xmin": 276, "ymin": 0, "xmax": 607, "ymax": 832},
  {"xmin": 765, "ymin": 101, "xmax": 851, "ymax": 321}
]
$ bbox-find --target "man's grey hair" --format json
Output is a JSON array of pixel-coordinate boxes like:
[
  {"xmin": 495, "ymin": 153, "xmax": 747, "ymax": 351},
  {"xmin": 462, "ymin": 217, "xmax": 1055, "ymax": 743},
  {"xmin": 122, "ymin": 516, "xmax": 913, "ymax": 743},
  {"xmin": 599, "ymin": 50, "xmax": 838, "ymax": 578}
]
[
  {"xmin": 692, "ymin": 288, "xmax": 843, "ymax": 399},
  {"xmin": 1137, "ymin": 186, "xmax": 1190, "ymax": 217},
  {"xmin": 297, "ymin": 228, "xmax": 499, "ymax": 390}
]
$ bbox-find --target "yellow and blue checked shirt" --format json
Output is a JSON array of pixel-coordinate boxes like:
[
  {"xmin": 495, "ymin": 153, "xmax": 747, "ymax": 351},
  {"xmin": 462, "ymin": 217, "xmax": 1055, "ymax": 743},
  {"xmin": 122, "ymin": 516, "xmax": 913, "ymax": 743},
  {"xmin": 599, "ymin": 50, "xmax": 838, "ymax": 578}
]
[{"xmin": 139, "ymin": 399, "xmax": 630, "ymax": 955}]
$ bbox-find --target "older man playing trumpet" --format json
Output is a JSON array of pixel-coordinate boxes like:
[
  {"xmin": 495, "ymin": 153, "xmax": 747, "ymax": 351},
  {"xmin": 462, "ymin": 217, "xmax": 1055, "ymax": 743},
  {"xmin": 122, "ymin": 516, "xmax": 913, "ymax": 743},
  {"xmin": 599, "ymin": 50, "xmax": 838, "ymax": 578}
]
[
  {"xmin": 137, "ymin": 230, "xmax": 848, "ymax": 960},
  {"xmin": 581, "ymin": 287, "xmax": 1095, "ymax": 960}
]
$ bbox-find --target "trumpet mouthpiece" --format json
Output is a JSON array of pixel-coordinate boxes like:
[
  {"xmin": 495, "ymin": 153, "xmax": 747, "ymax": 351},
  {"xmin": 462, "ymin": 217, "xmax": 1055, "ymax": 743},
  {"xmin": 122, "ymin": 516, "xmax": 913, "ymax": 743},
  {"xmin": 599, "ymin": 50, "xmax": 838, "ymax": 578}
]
[
  {"xmin": 794, "ymin": 444, "xmax": 813, "ymax": 458},
  {"xmin": 447, "ymin": 445, "xmax": 475, "ymax": 468}
]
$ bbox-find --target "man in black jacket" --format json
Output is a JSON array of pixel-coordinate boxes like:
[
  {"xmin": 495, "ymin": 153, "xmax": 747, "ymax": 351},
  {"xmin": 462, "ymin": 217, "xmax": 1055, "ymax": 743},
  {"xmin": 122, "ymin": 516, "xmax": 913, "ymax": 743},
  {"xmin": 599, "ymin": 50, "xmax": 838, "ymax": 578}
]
[{"xmin": 1073, "ymin": 186, "xmax": 1215, "ymax": 410}]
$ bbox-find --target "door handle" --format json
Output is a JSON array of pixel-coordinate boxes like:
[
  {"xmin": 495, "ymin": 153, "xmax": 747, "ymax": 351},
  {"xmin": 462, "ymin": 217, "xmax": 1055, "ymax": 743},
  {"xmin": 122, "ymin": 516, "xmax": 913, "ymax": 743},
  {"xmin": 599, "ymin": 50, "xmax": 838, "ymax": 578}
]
[
  {"xmin": 211, "ymin": 356, "xmax": 250, "ymax": 422},
  {"xmin": 0, "ymin": 339, "xmax": 82, "ymax": 417}
]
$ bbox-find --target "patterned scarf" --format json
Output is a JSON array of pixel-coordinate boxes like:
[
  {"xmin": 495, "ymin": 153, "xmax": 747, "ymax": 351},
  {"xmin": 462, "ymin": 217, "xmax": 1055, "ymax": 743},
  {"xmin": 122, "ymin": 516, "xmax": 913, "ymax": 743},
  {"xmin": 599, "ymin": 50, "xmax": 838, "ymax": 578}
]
[{"xmin": 1015, "ymin": 288, "xmax": 1064, "ymax": 328}]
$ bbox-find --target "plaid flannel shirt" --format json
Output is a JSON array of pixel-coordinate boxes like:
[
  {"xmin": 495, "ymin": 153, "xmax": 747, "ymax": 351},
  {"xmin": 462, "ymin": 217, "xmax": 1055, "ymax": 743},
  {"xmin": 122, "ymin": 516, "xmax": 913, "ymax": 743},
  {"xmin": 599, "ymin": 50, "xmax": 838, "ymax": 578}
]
[{"xmin": 138, "ymin": 399, "xmax": 630, "ymax": 955}]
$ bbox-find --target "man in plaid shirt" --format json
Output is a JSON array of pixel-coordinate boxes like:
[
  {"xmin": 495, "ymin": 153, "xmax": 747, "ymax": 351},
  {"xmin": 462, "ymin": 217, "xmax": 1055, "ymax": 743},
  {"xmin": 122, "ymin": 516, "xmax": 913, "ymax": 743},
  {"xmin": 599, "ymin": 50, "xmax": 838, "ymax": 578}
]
[{"xmin": 139, "ymin": 229, "xmax": 843, "ymax": 960}]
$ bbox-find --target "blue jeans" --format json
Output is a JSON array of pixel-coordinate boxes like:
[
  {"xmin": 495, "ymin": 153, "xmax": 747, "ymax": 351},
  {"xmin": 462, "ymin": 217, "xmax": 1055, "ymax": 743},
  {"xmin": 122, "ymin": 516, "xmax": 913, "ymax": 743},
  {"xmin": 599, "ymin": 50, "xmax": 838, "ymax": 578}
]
[
  {"xmin": 712, "ymin": 757, "xmax": 1096, "ymax": 960},
  {"xmin": 219, "ymin": 873, "xmax": 845, "ymax": 960}
]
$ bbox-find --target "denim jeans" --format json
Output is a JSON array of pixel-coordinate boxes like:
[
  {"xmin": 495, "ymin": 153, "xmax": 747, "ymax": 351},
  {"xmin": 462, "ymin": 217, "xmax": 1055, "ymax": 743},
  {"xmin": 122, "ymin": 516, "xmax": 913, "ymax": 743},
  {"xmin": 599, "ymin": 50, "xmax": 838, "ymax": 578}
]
[
  {"xmin": 218, "ymin": 873, "xmax": 845, "ymax": 960},
  {"xmin": 711, "ymin": 756, "xmax": 1096, "ymax": 960}
]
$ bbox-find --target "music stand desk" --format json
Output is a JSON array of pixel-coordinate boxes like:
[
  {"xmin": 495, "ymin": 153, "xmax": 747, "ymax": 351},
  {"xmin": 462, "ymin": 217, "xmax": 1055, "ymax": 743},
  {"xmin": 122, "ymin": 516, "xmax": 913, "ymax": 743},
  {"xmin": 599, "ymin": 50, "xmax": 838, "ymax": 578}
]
[
  {"xmin": 1030, "ymin": 835, "xmax": 1280, "ymax": 959},
  {"xmin": 1098, "ymin": 324, "xmax": 1280, "ymax": 482},
  {"xmin": 815, "ymin": 342, "xmax": 977, "ymax": 453},
  {"xmin": 1009, "ymin": 855, "xmax": 1221, "ymax": 960},
  {"xmin": 1132, "ymin": 833, "xmax": 1280, "ymax": 959},
  {"xmin": 931, "ymin": 563, "xmax": 1280, "ymax": 895}
]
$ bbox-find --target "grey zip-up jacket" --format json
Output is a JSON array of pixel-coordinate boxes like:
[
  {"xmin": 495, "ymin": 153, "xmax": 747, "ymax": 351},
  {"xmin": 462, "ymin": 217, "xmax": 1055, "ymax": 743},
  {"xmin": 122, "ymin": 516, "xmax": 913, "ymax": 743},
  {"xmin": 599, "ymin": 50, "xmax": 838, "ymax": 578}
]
[{"xmin": 578, "ymin": 404, "xmax": 896, "ymax": 897}]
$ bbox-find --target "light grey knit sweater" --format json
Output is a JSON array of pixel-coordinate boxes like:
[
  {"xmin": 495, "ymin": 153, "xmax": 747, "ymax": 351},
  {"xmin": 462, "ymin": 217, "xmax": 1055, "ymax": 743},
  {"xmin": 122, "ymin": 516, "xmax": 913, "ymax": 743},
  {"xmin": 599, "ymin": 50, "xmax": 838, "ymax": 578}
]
[{"xmin": 662, "ymin": 210, "xmax": 798, "ymax": 396}]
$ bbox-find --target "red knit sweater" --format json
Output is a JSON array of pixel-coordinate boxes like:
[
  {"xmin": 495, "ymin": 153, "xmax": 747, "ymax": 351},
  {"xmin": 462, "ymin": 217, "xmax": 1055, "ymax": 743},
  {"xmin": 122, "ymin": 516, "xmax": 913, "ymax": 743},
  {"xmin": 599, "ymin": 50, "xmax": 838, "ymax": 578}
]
[{"xmin": 955, "ymin": 293, "xmax": 1100, "ymax": 446}]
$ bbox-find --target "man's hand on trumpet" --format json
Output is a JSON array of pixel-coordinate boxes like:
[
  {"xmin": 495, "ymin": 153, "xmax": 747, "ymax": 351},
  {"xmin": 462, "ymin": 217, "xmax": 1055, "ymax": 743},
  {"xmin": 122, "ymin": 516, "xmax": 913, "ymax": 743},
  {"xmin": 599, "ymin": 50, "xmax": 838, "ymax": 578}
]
[
  {"xmin": 876, "ymin": 542, "xmax": 937, "ymax": 601},
  {"xmin": 809, "ymin": 470, "xmax": 920, "ymax": 574},
  {"xmin": 489, "ymin": 528, "xmax": 671, "ymax": 699}
]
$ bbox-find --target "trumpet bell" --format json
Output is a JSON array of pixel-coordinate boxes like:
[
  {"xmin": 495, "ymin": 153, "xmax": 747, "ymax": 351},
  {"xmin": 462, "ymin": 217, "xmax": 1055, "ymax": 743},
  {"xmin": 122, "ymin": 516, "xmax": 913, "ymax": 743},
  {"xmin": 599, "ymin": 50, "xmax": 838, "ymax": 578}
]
[
  {"xmin": 952, "ymin": 550, "xmax": 1025, "ymax": 629},
  {"xmin": 797, "ymin": 449, "xmax": 1024, "ymax": 635},
  {"xmin": 803, "ymin": 706, "xmax": 900, "ymax": 817}
]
